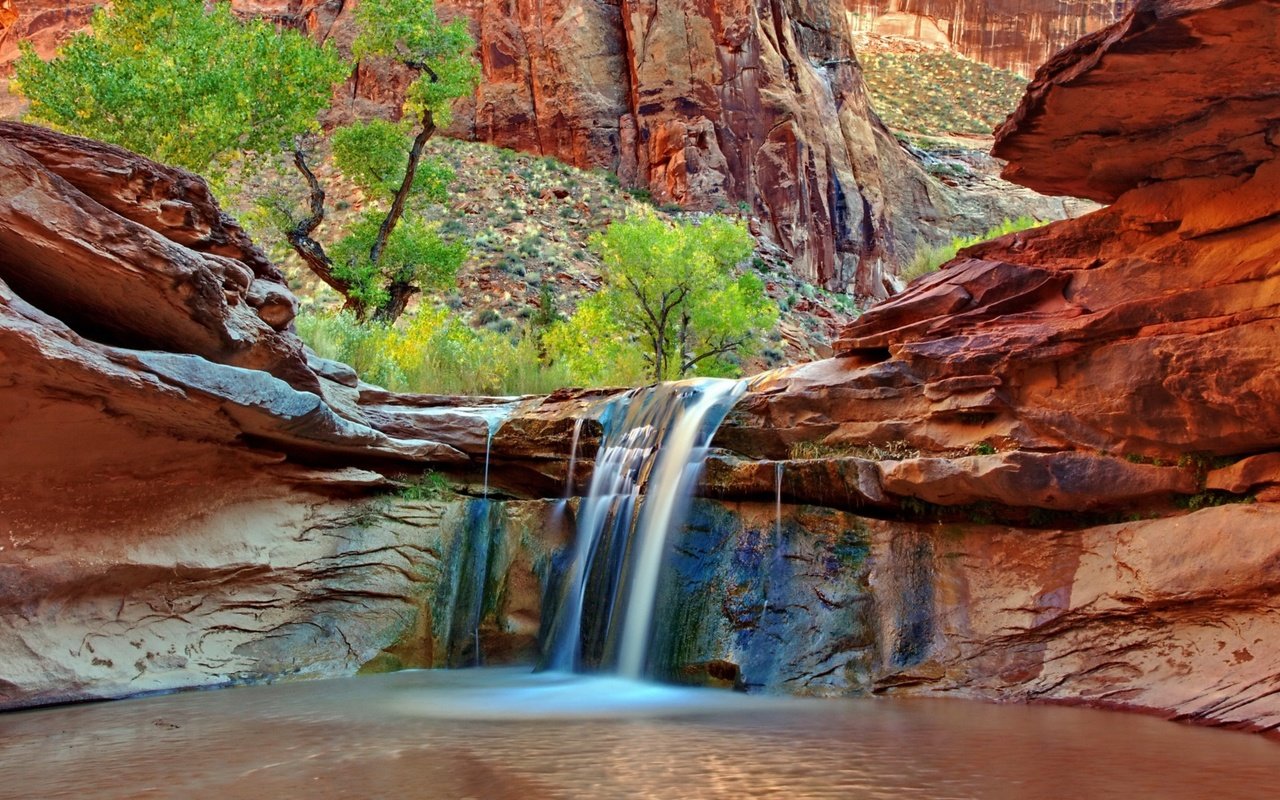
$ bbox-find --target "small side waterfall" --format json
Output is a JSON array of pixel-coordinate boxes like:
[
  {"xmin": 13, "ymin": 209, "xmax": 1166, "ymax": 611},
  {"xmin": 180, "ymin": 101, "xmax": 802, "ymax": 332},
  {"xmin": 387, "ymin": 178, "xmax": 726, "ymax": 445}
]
[
  {"xmin": 436, "ymin": 403, "xmax": 516, "ymax": 668},
  {"xmin": 565, "ymin": 417, "xmax": 584, "ymax": 497},
  {"xmin": 542, "ymin": 378, "xmax": 746, "ymax": 678},
  {"xmin": 775, "ymin": 461, "xmax": 784, "ymax": 544}
]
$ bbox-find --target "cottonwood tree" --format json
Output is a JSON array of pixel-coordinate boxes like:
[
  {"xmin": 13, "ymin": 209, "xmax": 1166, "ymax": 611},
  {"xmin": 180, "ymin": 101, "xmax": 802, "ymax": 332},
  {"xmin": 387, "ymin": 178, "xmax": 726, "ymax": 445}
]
[
  {"xmin": 16, "ymin": 0, "xmax": 479, "ymax": 322},
  {"xmin": 546, "ymin": 215, "xmax": 778, "ymax": 383},
  {"xmin": 14, "ymin": 0, "xmax": 345, "ymax": 172},
  {"xmin": 280, "ymin": 0, "xmax": 479, "ymax": 321}
]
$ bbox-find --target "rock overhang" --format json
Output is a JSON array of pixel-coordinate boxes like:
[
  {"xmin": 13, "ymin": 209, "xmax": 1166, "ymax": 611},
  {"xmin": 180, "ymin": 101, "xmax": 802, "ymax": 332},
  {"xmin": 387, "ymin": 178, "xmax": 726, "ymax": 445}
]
[{"xmin": 992, "ymin": 0, "xmax": 1280, "ymax": 203}]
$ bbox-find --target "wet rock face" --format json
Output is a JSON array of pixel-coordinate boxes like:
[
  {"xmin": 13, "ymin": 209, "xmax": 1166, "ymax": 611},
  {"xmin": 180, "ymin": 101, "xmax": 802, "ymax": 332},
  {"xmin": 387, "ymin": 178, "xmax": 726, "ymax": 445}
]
[
  {"xmin": 0, "ymin": 491, "xmax": 563, "ymax": 710},
  {"xmin": 680, "ymin": 0, "xmax": 1280, "ymax": 731},
  {"xmin": 654, "ymin": 501, "xmax": 1280, "ymax": 732},
  {"xmin": 653, "ymin": 501, "xmax": 880, "ymax": 695},
  {"xmin": 847, "ymin": 0, "xmax": 1131, "ymax": 78}
]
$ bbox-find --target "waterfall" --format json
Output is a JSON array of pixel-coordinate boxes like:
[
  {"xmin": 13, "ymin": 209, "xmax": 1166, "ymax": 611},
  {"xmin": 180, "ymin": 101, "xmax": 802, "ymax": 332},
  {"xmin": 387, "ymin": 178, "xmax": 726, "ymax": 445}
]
[
  {"xmin": 775, "ymin": 461, "xmax": 783, "ymax": 545},
  {"xmin": 565, "ymin": 417, "xmax": 584, "ymax": 497},
  {"xmin": 432, "ymin": 403, "xmax": 514, "ymax": 668},
  {"xmin": 542, "ymin": 378, "xmax": 747, "ymax": 678}
]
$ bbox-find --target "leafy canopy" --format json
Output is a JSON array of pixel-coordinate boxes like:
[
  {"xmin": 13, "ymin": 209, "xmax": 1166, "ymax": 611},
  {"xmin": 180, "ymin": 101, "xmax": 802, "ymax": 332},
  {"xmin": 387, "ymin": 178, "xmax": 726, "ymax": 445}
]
[
  {"xmin": 331, "ymin": 119, "xmax": 454, "ymax": 201},
  {"xmin": 309, "ymin": 0, "xmax": 479, "ymax": 319},
  {"xmin": 329, "ymin": 212, "xmax": 467, "ymax": 309},
  {"xmin": 548, "ymin": 214, "xmax": 777, "ymax": 382},
  {"xmin": 351, "ymin": 0, "xmax": 480, "ymax": 126},
  {"xmin": 13, "ymin": 0, "xmax": 346, "ymax": 172}
]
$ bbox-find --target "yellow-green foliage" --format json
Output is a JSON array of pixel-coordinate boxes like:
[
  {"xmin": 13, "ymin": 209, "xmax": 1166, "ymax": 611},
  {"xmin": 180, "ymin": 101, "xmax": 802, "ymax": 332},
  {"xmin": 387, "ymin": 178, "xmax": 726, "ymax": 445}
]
[
  {"xmin": 297, "ymin": 306, "xmax": 651, "ymax": 395},
  {"xmin": 299, "ymin": 307, "xmax": 557, "ymax": 395},
  {"xmin": 546, "ymin": 213, "xmax": 778, "ymax": 382},
  {"xmin": 541, "ymin": 301, "xmax": 650, "ymax": 387},
  {"xmin": 860, "ymin": 51, "xmax": 1027, "ymax": 135},
  {"xmin": 902, "ymin": 216, "xmax": 1041, "ymax": 284}
]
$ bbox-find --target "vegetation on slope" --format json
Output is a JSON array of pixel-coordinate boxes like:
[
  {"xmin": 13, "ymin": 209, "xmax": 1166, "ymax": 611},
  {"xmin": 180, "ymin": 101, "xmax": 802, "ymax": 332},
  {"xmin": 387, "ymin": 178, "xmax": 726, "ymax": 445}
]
[
  {"xmin": 233, "ymin": 137, "xmax": 856, "ymax": 393},
  {"xmin": 15, "ymin": 0, "xmax": 836, "ymax": 394},
  {"xmin": 902, "ymin": 216, "xmax": 1041, "ymax": 284},
  {"xmin": 13, "ymin": 2, "xmax": 1042, "ymax": 397},
  {"xmin": 859, "ymin": 50, "xmax": 1027, "ymax": 136}
]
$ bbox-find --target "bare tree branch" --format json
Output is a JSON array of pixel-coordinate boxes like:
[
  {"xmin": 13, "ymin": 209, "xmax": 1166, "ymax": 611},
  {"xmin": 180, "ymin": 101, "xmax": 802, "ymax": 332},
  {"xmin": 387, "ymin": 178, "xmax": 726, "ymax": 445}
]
[
  {"xmin": 681, "ymin": 335, "xmax": 751, "ymax": 374},
  {"xmin": 286, "ymin": 148, "xmax": 358, "ymax": 304}
]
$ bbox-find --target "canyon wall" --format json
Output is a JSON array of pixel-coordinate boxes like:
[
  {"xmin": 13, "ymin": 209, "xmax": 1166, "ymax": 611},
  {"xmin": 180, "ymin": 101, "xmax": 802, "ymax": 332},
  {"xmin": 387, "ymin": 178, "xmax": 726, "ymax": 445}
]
[
  {"xmin": 238, "ymin": 0, "xmax": 962, "ymax": 294},
  {"xmin": 0, "ymin": 0, "xmax": 1035, "ymax": 296},
  {"xmin": 0, "ymin": 0, "xmax": 1278, "ymax": 737},
  {"xmin": 846, "ymin": 0, "xmax": 1131, "ymax": 77}
]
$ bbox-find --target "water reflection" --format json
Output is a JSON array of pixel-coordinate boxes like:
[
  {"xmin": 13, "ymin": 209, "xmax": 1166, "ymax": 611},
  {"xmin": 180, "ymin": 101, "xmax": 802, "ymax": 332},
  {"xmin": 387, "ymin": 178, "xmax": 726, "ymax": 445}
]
[{"xmin": 1, "ymin": 668, "xmax": 1277, "ymax": 799}]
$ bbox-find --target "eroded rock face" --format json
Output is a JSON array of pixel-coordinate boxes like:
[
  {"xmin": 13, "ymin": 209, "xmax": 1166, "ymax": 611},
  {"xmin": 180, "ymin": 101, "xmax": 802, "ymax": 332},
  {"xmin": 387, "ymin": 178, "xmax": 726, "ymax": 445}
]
[
  {"xmin": 0, "ymin": 485, "xmax": 565, "ymax": 709},
  {"xmin": 993, "ymin": 0, "xmax": 1280, "ymax": 202},
  {"xmin": 251, "ymin": 0, "xmax": 959, "ymax": 293},
  {"xmin": 659, "ymin": 500, "xmax": 1280, "ymax": 732},
  {"xmin": 0, "ymin": 123, "xmax": 313, "ymax": 386},
  {"xmin": 0, "ymin": 0, "xmax": 95, "ymax": 118},
  {"xmin": 847, "ymin": 0, "xmax": 1131, "ymax": 77}
]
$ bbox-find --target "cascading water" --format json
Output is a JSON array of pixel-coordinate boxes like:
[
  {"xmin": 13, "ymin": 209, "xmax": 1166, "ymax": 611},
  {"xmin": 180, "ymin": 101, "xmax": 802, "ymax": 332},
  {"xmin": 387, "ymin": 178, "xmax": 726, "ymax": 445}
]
[
  {"xmin": 435, "ymin": 403, "xmax": 516, "ymax": 668},
  {"xmin": 763, "ymin": 461, "xmax": 784, "ymax": 618},
  {"xmin": 565, "ymin": 417, "xmax": 584, "ymax": 497},
  {"xmin": 542, "ymin": 378, "xmax": 747, "ymax": 678},
  {"xmin": 775, "ymin": 461, "xmax": 784, "ymax": 545}
]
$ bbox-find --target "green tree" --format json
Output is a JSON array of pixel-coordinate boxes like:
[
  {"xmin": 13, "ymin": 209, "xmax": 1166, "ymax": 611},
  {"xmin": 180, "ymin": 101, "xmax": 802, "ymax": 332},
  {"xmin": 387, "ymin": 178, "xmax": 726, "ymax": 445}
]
[
  {"xmin": 16, "ymin": 0, "xmax": 480, "ymax": 322},
  {"xmin": 13, "ymin": 0, "xmax": 345, "ymax": 173},
  {"xmin": 548, "ymin": 214, "xmax": 778, "ymax": 382},
  {"xmin": 283, "ymin": 0, "xmax": 480, "ymax": 320}
]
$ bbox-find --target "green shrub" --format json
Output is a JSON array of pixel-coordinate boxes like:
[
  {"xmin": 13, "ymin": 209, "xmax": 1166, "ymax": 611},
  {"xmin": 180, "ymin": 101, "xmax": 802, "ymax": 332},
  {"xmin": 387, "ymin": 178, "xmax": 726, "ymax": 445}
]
[
  {"xmin": 298, "ymin": 307, "xmax": 621, "ymax": 395},
  {"xmin": 399, "ymin": 470, "xmax": 452, "ymax": 500},
  {"xmin": 544, "ymin": 213, "xmax": 777, "ymax": 382},
  {"xmin": 902, "ymin": 216, "xmax": 1041, "ymax": 284}
]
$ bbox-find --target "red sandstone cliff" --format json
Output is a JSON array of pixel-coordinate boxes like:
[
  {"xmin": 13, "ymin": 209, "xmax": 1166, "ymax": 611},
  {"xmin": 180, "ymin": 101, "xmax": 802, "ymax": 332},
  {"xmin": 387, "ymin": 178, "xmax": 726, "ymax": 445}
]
[
  {"xmin": 846, "ymin": 0, "xmax": 1131, "ymax": 77},
  {"xmin": 0, "ymin": 0, "xmax": 1034, "ymax": 296},
  {"xmin": 236, "ymin": 0, "xmax": 964, "ymax": 294}
]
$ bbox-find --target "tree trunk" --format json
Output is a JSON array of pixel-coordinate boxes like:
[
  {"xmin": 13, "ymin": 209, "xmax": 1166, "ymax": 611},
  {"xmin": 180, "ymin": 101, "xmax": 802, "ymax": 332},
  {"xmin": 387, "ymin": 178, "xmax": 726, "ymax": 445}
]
[
  {"xmin": 374, "ymin": 282, "xmax": 419, "ymax": 323},
  {"xmin": 286, "ymin": 149, "xmax": 361, "ymax": 306},
  {"xmin": 369, "ymin": 108, "xmax": 436, "ymax": 268}
]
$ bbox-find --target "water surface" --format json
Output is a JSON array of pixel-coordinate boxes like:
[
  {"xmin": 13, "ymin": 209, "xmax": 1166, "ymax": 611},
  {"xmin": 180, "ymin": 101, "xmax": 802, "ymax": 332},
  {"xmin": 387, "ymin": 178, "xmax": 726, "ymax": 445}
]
[{"xmin": 1, "ymin": 668, "xmax": 1277, "ymax": 799}]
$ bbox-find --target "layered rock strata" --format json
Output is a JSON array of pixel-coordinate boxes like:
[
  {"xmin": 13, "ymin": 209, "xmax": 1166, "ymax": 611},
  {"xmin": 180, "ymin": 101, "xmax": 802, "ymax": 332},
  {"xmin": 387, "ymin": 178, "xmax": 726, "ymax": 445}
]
[
  {"xmin": 691, "ymin": 0, "xmax": 1280, "ymax": 731},
  {"xmin": 846, "ymin": 0, "xmax": 1131, "ymax": 77},
  {"xmin": 2, "ymin": 0, "xmax": 1280, "ymax": 739},
  {"xmin": 728, "ymin": 0, "xmax": 1280, "ymax": 464}
]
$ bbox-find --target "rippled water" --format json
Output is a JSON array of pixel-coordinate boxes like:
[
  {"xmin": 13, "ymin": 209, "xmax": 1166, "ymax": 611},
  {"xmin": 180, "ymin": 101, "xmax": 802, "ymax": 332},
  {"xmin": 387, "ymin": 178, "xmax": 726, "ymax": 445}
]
[{"xmin": 1, "ymin": 668, "xmax": 1277, "ymax": 799}]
